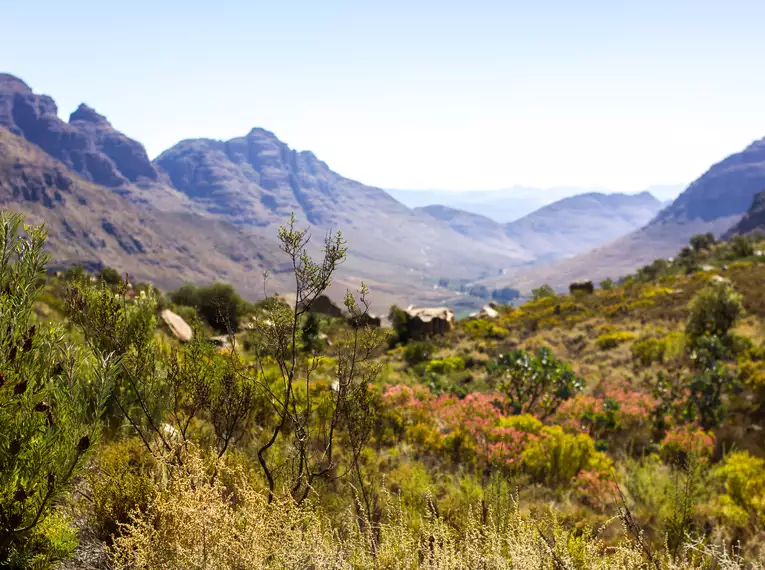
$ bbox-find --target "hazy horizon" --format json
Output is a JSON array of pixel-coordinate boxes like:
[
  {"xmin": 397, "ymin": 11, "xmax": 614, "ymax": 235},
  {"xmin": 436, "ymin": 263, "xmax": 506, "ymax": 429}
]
[{"xmin": 5, "ymin": 0, "xmax": 765, "ymax": 193}]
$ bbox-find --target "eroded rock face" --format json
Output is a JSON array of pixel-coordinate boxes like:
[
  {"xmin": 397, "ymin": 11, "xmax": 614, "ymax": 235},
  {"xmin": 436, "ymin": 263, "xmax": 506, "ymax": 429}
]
[{"xmin": 0, "ymin": 74, "xmax": 159, "ymax": 187}]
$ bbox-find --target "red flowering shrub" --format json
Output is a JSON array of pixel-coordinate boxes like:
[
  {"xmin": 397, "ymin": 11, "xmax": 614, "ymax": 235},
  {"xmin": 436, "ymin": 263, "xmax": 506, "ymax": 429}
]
[
  {"xmin": 555, "ymin": 382, "xmax": 656, "ymax": 452},
  {"xmin": 487, "ymin": 427, "xmax": 537, "ymax": 470},
  {"xmin": 660, "ymin": 424, "xmax": 715, "ymax": 463},
  {"xmin": 573, "ymin": 469, "xmax": 618, "ymax": 512}
]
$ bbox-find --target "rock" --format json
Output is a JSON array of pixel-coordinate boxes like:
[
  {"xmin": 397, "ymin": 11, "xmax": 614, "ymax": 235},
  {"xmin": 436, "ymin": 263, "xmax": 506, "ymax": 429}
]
[
  {"xmin": 403, "ymin": 306, "xmax": 454, "ymax": 339},
  {"xmin": 476, "ymin": 305, "xmax": 499, "ymax": 319},
  {"xmin": 353, "ymin": 313, "xmax": 382, "ymax": 328},
  {"xmin": 209, "ymin": 335, "xmax": 236, "ymax": 350},
  {"xmin": 301, "ymin": 294, "xmax": 345, "ymax": 319},
  {"xmin": 569, "ymin": 280, "xmax": 594, "ymax": 295},
  {"xmin": 160, "ymin": 309, "xmax": 193, "ymax": 342}
]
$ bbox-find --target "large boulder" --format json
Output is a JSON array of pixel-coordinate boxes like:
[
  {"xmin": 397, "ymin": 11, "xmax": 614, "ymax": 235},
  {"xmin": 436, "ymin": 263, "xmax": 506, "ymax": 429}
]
[
  {"xmin": 404, "ymin": 306, "xmax": 454, "ymax": 339},
  {"xmin": 160, "ymin": 309, "xmax": 193, "ymax": 342},
  {"xmin": 569, "ymin": 281, "xmax": 594, "ymax": 295}
]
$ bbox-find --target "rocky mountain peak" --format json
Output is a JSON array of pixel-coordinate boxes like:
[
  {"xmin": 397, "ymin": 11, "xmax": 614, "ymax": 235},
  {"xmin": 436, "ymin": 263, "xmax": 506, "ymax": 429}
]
[
  {"xmin": 0, "ymin": 76, "xmax": 159, "ymax": 186},
  {"xmin": 69, "ymin": 103, "xmax": 110, "ymax": 126},
  {"xmin": 0, "ymin": 73, "xmax": 33, "ymax": 93}
]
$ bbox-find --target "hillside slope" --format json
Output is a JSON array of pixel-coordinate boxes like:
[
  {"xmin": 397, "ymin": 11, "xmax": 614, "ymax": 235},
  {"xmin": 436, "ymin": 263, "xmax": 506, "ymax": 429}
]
[
  {"xmin": 503, "ymin": 191, "xmax": 662, "ymax": 261},
  {"xmin": 0, "ymin": 126, "xmax": 297, "ymax": 296},
  {"xmin": 724, "ymin": 188, "xmax": 765, "ymax": 238},
  {"xmin": 481, "ymin": 137, "xmax": 765, "ymax": 291}
]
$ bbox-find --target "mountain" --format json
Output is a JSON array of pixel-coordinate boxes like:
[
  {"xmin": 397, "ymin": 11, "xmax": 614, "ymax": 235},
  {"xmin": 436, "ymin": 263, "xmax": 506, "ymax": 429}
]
[
  {"xmin": 481, "ymin": 137, "xmax": 765, "ymax": 292},
  {"xmin": 724, "ymin": 188, "xmax": 765, "ymax": 238},
  {"xmin": 388, "ymin": 186, "xmax": 608, "ymax": 222},
  {"xmin": 0, "ymin": 125, "xmax": 291, "ymax": 293},
  {"xmin": 388, "ymin": 184, "xmax": 683, "ymax": 224},
  {"xmin": 153, "ymin": 129, "xmax": 527, "ymax": 287},
  {"xmin": 417, "ymin": 192, "xmax": 663, "ymax": 264},
  {"xmin": 0, "ymin": 73, "xmax": 527, "ymax": 311},
  {"xmin": 503, "ymin": 191, "xmax": 663, "ymax": 261}
]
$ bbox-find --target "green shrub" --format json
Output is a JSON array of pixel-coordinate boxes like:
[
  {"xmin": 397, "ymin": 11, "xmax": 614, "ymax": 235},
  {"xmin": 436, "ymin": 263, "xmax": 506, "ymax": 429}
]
[
  {"xmin": 425, "ymin": 356, "xmax": 466, "ymax": 375},
  {"xmin": 403, "ymin": 342, "xmax": 436, "ymax": 366},
  {"xmin": 599, "ymin": 278, "xmax": 615, "ymax": 290},
  {"xmin": 632, "ymin": 337, "xmax": 667, "ymax": 366},
  {"xmin": 169, "ymin": 282, "xmax": 249, "ymax": 333},
  {"xmin": 0, "ymin": 212, "xmax": 112, "ymax": 567},
  {"xmin": 86, "ymin": 439, "xmax": 157, "ymax": 541},
  {"xmin": 463, "ymin": 319, "xmax": 508, "ymax": 339},
  {"xmin": 521, "ymin": 426, "xmax": 610, "ymax": 487},
  {"xmin": 596, "ymin": 330, "xmax": 637, "ymax": 350},
  {"xmin": 685, "ymin": 280, "xmax": 743, "ymax": 341},
  {"xmin": 99, "ymin": 266, "xmax": 123, "ymax": 285},
  {"xmin": 690, "ymin": 233, "xmax": 716, "ymax": 252},
  {"xmin": 731, "ymin": 235, "xmax": 755, "ymax": 258},
  {"xmin": 489, "ymin": 347, "xmax": 584, "ymax": 418},
  {"xmin": 531, "ymin": 284, "xmax": 556, "ymax": 301},
  {"xmin": 713, "ymin": 451, "xmax": 765, "ymax": 527}
]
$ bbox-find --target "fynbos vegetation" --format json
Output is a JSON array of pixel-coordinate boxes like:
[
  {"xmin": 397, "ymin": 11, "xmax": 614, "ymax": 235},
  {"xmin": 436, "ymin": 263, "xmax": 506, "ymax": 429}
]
[{"xmin": 4, "ymin": 211, "xmax": 765, "ymax": 568}]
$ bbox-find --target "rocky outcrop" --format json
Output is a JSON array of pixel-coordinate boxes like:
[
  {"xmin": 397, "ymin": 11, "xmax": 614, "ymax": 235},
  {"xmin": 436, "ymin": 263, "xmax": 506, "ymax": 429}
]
[
  {"xmin": 724, "ymin": 189, "xmax": 765, "ymax": 238},
  {"xmin": 0, "ymin": 74, "xmax": 159, "ymax": 188},
  {"xmin": 569, "ymin": 281, "xmax": 594, "ymax": 295},
  {"xmin": 403, "ymin": 306, "xmax": 455, "ymax": 339}
]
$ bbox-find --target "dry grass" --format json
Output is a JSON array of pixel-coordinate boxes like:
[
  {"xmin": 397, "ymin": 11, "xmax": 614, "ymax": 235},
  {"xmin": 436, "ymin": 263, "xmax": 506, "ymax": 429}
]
[{"xmin": 110, "ymin": 449, "xmax": 761, "ymax": 570}]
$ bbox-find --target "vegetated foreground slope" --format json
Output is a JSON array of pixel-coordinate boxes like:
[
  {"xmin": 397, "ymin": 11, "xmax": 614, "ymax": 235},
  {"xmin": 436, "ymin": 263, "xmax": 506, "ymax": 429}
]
[
  {"xmin": 484, "ymin": 136, "xmax": 765, "ymax": 292},
  {"xmin": 7, "ymin": 210, "xmax": 765, "ymax": 568}
]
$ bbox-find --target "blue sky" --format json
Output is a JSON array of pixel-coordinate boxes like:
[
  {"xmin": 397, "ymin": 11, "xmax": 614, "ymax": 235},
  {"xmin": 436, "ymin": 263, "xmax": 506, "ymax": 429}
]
[{"xmin": 4, "ymin": 0, "xmax": 765, "ymax": 192}]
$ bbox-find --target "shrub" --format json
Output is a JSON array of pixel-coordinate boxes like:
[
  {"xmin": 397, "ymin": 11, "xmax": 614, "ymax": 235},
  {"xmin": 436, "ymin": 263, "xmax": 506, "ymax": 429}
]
[
  {"xmin": 596, "ymin": 330, "xmax": 637, "ymax": 350},
  {"xmin": 463, "ymin": 319, "xmax": 508, "ymax": 339},
  {"xmin": 685, "ymin": 280, "xmax": 743, "ymax": 341},
  {"xmin": 86, "ymin": 439, "xmax": 157, "ymax": 541},
  {"xmin": 731, "ymin": 235, "xmax": 755, "ymax": 258},
  {"xmin": 521, "ymin": 426, "xmax": 611, "ymax": 487},
  {"xmin": 599, "ymin": 278, "xmax": 615, "ymax": 290},
  {"xmin": 169, "ymin": 282, "xmax": 249, "ymax": 333},
  {"xmin": 0, "ymin": 212, "xmax": 112, "ymax": 567},
  {"xmin": 690, "ymin": 233, "xmax": 716, "ymax": 252},
  {"xmin": 632, "ymin": 337, "xmax": 666, "ymax": 366},
  {"xmin": 659, "ymin": 425, "xmax": 715, "ymax": 464},
  {"xmin": 713, "ymin": 451, "xmax": 765, "ymax": 527},
  {"xmin": 531, "ymin": 284, "xmax": 556, "ymax": 301},
  {"xmin": 425, "ymin": 356, "xmax": 466, "ymax": 375},
  {"xmin": 404, "ymin": 341, "xmax": 436, "ymax": 366},
  {"xmin": 489, "ymin": 347, "xmax": 585, "ymax": 418},
  {"xmin": 99, "ymin": 266, "xmax": 124, "ymax": 285}
]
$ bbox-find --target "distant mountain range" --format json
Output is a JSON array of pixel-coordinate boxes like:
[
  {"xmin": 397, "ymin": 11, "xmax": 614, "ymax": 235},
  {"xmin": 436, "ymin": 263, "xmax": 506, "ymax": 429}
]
[
  {"xmin": 481, "ymin": 136, "xmax": 765, "ymax": 293},
  {"xmin": 416, "ymin": 191, "xmax": 663, "ymax": 263},
  {"xmin": 387, "ymin": 184, "xmax": 684, "ymax": 223},
  {"xmin": 2, "ymin": 71, "xmax": 755, "ymax": 311}
]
